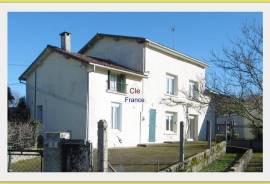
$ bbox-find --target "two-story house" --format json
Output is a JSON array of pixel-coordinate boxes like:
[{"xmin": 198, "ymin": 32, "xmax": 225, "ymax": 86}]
[{"xmin": 19, "ymin": 32, "xmax": 215, "ymax": 148}]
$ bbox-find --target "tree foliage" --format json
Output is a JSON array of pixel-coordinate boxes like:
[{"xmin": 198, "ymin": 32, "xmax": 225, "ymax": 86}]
[
  {"xmin": 8, "ymin": 87, "xmax": 15, "ymax": 105},
  {"xmin": 208, "ymin": 21, "xmax": 262, "ymax": 129}
]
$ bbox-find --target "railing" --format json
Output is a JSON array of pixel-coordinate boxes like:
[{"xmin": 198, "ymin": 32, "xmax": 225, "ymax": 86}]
[{"xmin": 107, "ymin": 80, "xmax": 127, "ymax": 94}]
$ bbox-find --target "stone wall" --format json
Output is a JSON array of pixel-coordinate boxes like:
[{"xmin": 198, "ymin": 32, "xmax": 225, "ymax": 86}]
[
  {"xmin": 161, "ymin": 141, "xmax": 226, "ymax": 172},
  {"xmin": 229, "ymin": 148, "xmax": 253, "ymax": 172}
]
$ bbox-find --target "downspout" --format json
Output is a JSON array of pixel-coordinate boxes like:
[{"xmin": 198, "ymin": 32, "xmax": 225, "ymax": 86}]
[
  {"xmin": 140, "ymin": 46, "xmax": 146, "ymax": 144},
  {"xmin": 34, "ymin": 71, "xmax": 37, "ymax": 120},
  {"xmin": 85, "ymin": 71, "xmax": 89, "ymax": 143},
  {"xmin": 86, "ymin": 65, "xmax": 95, "ymax": 143}
]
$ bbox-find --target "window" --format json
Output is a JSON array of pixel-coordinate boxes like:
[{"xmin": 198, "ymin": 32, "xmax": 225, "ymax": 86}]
[
  {"xmin": 165, "ymin": 112, "xmax": 177, "ymax": 133},
  {"xmin": 189, "ymin": 81, "xmax": 199, "ymax": 99},
  {"xmin": 108, "ymin": 71, "xmax": 126, "ymax": 93},
  {"xmin": 166, "ymin": 74, "xmax": 177, "ymax": 95},
  {"xmin": 111, "ymin": 102, "xmax": 122, "ymax": 131},
  {"xmin": 37, "ymin": 105, "xmax": 43, "ymax": 123}
]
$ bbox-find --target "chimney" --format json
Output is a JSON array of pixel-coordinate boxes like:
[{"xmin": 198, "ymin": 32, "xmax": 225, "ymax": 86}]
[{"xmin": 60, "ymin": 32, "xmax": 71, "ymax": 52}]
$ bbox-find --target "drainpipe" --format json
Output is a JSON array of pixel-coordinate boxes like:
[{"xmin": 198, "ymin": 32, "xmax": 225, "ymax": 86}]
[
  {"xmin": 86, "ymin": 65, "xmax": 95, "ymax": 143},
  {"xmin": 85, "ymin": 71, "xmax": 89, "ymax": 143},
  {"xmin": 34, "ymin": 71, "xmax": 37, "ymax": 120}
]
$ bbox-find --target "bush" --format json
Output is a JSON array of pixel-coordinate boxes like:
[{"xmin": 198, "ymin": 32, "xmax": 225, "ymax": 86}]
[{"xmin": 8, "ymin": 120, "xmax": 40, "ymax": 149}]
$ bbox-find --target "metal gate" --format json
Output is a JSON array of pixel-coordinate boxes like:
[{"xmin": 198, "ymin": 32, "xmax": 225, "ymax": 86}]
[{"xmin": 8, "ymin": 149, "xmax": 43, "ymax": 172}]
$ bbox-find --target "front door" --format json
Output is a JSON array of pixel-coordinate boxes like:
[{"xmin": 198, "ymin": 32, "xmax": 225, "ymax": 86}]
[
  {"xmin": 188, "ymin": 115, "xmax": 198, "ymax": 140},
  {"xmin": 149, "ymin": 109, "xmax": 156, "ymax": 142}
]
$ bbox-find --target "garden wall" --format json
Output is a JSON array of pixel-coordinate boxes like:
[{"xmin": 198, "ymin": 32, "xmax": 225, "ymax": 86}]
[
  {"xmin": 161, "ymin": 141, "xmax": 226, "ymax": 172},
  {"xmin": 228, "ymin": 147, "xmax": 253, "ymax": 172}
]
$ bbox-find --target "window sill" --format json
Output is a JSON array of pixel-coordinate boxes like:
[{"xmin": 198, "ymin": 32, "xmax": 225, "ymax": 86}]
[
  {"xmin": 164, "ymin": 93, "xmax": 178, "ymax": 98},
  {"xmin": 188, "ymin": 96, "xmax": 200, "ymax": 101},
  {"xmin": 111, "ymin": 128, "xmax": 122, "ymax": 132},
  {"xmin": 106, "ymin": 89, "xmax": 127, "ymax": 96},
  {"xmin": 164, "ymin": 131, "xmax": 177, "ymax": 135}
]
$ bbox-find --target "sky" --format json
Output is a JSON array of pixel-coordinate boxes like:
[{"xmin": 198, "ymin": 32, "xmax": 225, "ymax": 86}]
[{"xmin": 8, "ymin": 12, "xmax": 262, "ymax": 98}]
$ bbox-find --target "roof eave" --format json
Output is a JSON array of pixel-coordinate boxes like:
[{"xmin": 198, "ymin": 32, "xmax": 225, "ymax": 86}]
[
  {"xmin": 91, "ymin": 63, "xmax": 148, "ymax": 78},
  {"xmin": 19, "ymin": 47, "xmax": 52, "ymax": 81},
  {"xmin": 146, "ymin": 39, "xmax": 208, "ymax": 68}
]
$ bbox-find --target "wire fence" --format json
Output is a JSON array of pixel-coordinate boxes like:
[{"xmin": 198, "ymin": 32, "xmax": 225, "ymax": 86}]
[{"xmin": 8, "ymin": 149, "xmax": 43, "ymax": 172}]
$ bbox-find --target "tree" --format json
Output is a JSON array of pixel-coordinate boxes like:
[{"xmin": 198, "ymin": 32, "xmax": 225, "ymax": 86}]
[
  {"xmin": 208, "ymin": 21, "xmax": 263, "ymax": 137},
  {"xmin": 8, "ymin": 120, "xmax": 40, "ymax": 149},
  {"xmin": 17, "ymin": 97, "xmax": 27, "ymax": 109},
  {"xmin": 8, "ymin": 87, "xmax": 15, "ymax": 106}
]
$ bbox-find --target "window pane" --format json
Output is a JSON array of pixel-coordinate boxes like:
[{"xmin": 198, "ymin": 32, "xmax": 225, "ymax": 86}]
[
  {"xmin": 110, "ymin": 74, "xmax": 117, "ymax": 91},
  {"xmin": 170, "ymin": 118, "xmax": 173, "ymax": 131},
  {"xmin": 111, "ymin": 103, "xmax": 121, "ymax": 131},
  {"xmin": 166, "ymin": 78, "xmax": 170, "ymax": 94},
  {"xmin": 171, "ymin": 78, "xmax": 175, "ymax": 95},
  {"xmin": 166, "ymin": 75, "xmax": 176, "ymax": 95},
  {"xmin": 166, "ymin": 117, "xmax": 169, "ymax": 131}
]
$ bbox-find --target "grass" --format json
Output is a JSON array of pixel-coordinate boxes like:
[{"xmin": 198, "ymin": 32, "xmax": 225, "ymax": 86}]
[
  {"xmin": 94, "ymin": 141, "xmax": 211, "ymax": 172},
  {"xmin": 200, "ymin": 153, "xmax": 241, "ymax": 172},
  {"xmin": 9, "ymin": 141, "xmax": 212, "ymax": 172},
  {"xmin": 9, "ymin": 157, "xmax": 41, "ymax": 172},
  {"xmin": 245, "ymin": 153, "xmax": 263, "ymax": 172}
]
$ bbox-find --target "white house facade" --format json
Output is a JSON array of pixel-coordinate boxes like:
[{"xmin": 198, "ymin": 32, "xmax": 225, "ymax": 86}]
[{"xmin": 20, "ymin": 32, "xmax": 216, "ymax": 148}]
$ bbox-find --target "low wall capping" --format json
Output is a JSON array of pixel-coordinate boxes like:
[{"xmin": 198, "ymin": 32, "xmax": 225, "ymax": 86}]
[
  {"xmin": 229, "ymin": 148, "xmax": 253, "ymax": 172},
  {"xmin": 161, "ymin": 141, "xmax": 226, "ymax": 172}
]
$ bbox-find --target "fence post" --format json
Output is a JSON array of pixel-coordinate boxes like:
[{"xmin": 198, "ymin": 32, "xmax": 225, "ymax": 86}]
[
  {"xmin": 179, "ymin": 121, "xmax": 184, "ymax": 163},
  {"xmin": 97, "ymin": 120, "xmax": 108, "ymax": 172},
  {"xmin": 230, "ymin": 120, "xmax": 234, "ymax": 145},
  {"xmin": 7, "ymin": 153, "xmax": 11, "ymax": 172},
  {"xmin": 225, "ymin": 120, "xmax": 228, "ymax": 143},
  {"xmin": 207, "ymin": 120, "xmax": 212, "ymax": 149}
]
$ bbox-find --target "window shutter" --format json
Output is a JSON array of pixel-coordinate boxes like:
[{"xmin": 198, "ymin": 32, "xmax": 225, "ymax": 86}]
[
  {"xmin": 173, "ymin": 119, "xmax": 177, "ymax": 133},
  {"xmin": 107, "ymin": 70, "xmax": 111, "ymax": 90},
  {"xmin": 118, "ymin": 74, "xmax": 126, "ymax": 93},
  {"xmin": 194, "ymin": 82, "xmax": 199, "ymax": 99}
]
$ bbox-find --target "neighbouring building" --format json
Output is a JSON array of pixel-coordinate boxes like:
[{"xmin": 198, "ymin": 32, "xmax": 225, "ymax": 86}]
[{"xmin": 19, "ymin": 32, "xmax": 216, "ymax": 148}]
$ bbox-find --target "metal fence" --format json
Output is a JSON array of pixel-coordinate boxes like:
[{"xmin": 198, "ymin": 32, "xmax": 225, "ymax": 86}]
[
  {"xmin": 216, "ymin": 123, "xmax": 262, "ymax": 140},
  {"xmin": 8, "ymin": 149, "xmax": 43, "ymax": 172}
]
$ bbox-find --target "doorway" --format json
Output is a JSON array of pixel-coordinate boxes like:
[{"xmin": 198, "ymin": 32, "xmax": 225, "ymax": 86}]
[{"xmin": 187, "ymin": 115, "xmax": 198, "ymax": 141}]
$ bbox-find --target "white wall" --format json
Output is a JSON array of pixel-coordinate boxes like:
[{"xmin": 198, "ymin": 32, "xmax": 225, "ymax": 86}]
[
  {"xmin": 26, "ymin": 52, "xmax": 88, "ymax": 140},
  {"xmin": 141, "ymin": 47, "xmax": 213, "ymax": 143},
  {"xmin": 84, "ymin": 37, "xmax": 145, "ymax": 72},
  {"xmin": 88, "ymin": 67, "xmax": 143, "ymax": 148},
  {"xmin": 25, "ymin": 38, "xmax": 215, "ymax": 148}
]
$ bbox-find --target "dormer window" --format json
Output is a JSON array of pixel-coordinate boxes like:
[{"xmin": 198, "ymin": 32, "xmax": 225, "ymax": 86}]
[{"xmin": 107, "ymin": 71, "xmax": 127, "ymax": 93}]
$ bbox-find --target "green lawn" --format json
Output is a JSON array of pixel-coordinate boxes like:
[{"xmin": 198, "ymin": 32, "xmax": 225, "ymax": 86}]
[
  {"xmin": 9, "ymin": 141, "xmax": 211, "ymax": 172},
  {"xmin": 94, "ymin": 141, "xmax": 212, "ymax": 172},
  {"xmin": 245, "ymin": 153, "xmax": 263, "ymax": 172},
  {"xmin": 200, "ymin": 153, "xmax": 241, "ymax": 172},
  {"xmin": 9, "ymin": 157, "xmax": 42, "ymax": 172}
]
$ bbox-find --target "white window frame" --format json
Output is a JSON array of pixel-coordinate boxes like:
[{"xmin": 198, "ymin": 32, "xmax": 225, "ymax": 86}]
[
  {"xmin": 189, "ymin": 80, "xmax": 199, "ymax": 99},
  {"xmin": 110, "ymin": 73, "xmax": 117, "ymax": 91},
  {"xmin": 165, "ymin": 112, "xmax": 177, "ymax": 134},
  {"xmin": 111, "ymin": 102, "xmax": 122, "ymax": 131},
  {"xmin": 166, "ymin": 74, "xmax": 177, "ymax": 96}
]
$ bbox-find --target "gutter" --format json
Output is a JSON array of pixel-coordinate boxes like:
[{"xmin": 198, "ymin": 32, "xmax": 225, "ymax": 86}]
[
  {"xmin": 90, "ymin": 63, "xmax": 148, "ymax": 78},
  {"xmin": 146, "ymin": 39, "xmax": 208, "ymax": 68}
]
